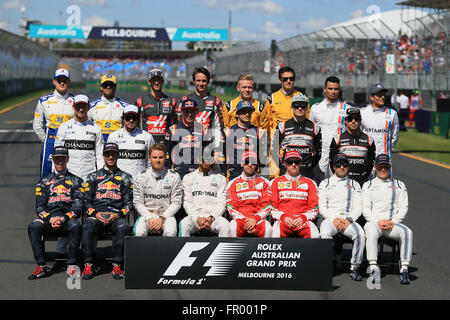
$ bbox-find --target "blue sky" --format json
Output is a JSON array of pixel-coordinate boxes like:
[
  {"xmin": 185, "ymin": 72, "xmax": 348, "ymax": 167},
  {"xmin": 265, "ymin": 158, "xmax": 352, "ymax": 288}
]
[{"xmin": 1, "ymin": 0, "xmax": 403, "ymax": 47}]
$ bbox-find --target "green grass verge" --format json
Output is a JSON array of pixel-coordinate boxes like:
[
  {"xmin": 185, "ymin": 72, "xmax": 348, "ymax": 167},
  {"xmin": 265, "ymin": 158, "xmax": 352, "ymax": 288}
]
[
  {"xmin": 0, "ymin": 85, "xmax": 86, "ymax": 113},
  {"xmin": 395, "ymin": 129, "xmax": 450, "ymax": 165},
  {"xmin": 0, "ymin": 89, "xmax": 54, "ymax": 112}
]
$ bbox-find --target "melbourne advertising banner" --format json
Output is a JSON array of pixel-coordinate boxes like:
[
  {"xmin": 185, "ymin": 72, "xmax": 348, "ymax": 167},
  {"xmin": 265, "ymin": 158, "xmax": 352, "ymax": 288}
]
[
  {"xmin": 125, "ymin": 237, "xmax": 333, "ymax": 291},
  {"xmin": 88, "ymin": 26, "xmax": 170, "ymax": 41}
]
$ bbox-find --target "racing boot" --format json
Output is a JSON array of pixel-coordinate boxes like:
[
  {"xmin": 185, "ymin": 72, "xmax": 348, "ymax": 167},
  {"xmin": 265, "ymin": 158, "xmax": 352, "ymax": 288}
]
[
  {"xmin": 81, "ymin": 263, "xmax": 94, "ymax": 280},
  {"xmin": 111, "ymin": 263, "xmax": 124, "ymax": 280},
  {"xmin": 400, "ymin": 266, "xmax": 410, "ymax": 285},
  {"xmin": 350, "ymin": 269, "xmax": 362, "ymax": 281},
  {"xmin": 28, "ymin": 265, "xmax": 48, "ymax": 280}
]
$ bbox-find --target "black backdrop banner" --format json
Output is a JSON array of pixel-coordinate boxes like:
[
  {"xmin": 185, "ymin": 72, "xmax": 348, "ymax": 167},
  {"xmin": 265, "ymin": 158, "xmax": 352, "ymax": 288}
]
[{"xmin": 125, "ymin": 237, "xmax": 333, "ymax": 291}]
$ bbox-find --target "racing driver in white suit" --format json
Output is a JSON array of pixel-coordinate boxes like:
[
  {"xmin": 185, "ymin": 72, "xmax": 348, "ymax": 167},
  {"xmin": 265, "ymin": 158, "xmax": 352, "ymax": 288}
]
[
  {"xmin": 360, "ymin": 83, "xmax": 399, "ymax": 161},
  {"xmin": 362, "ymin": 154, "xmax": 413, "ymax": 285},
  {"xmin": 133, "ymin": 143, "xmax": 182, "ymax": 237},
  {"xmin": 180, "ymin": 155, "xmax": 229, "ymax": 237},
  {"xmin": 309, "ymin": 76, "xmax": 348, "ymax": 181},
  {"xmin": 318, "ymin": 153, "xmax": 365, "ymax": 281}
]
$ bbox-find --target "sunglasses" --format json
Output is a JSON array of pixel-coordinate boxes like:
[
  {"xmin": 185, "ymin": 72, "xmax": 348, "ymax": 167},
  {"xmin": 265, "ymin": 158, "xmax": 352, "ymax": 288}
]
[
  {"xmin": 347, "ymin": 116, "xmax": 361, "ymax": 122},
  {"xmin": 285, "ymin": 159, "xmax": 301, "ymax": 165},
  {"xmin": 292, "ymin": 103, "xmax": 308, "ymax": 109},
  {"xmin": 124, "ymin": 114, "xmax": 138, "ymax": 121},
  {"xmin": 101, "ymin": 82, "xmax": 116, "ymax": 88},
  {"xmin": 103, "ymin": 151, "xmax": 118, "ymax": 158},
  {"xmin": 243, "ymin": 159, "xmax": 258, "ymax": 165},
  {"xmin": 335, "ymin": 161, "xmax": 349, "ymax": 168},
  {"xmin": 281, "ymin": 77, "xmax": 295, "ymax": 82},
  {"xmin": 74, "ymin": 103, "xmax": 88, "ymax": 109},
  {"xmin": 55, "ymin": 78, "xmax": 69, "ymax": 84}
]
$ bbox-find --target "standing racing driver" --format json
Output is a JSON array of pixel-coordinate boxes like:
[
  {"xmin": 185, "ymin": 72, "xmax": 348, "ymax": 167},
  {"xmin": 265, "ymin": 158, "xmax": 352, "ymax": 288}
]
[
  {"xmin": 33, "ymin": 68, "xmax": 74, "ymax": 178},
  {"xmin": 107, "ymin": 104, "xmax": 155, "ymax": 178},
  {"xmin": 222, "ymin": 73, "xmax": 263, "ymax": 128},
  {"xmin": 177, "ymin": 66, "xmax": 224, "ymax": 155},
  {"xmin": 309, "ymin": 76, "xmax": 348, "ymax": 181},
  {"xmin": 88, "ymin": 74, "xmax": 129, "ymax": 142},
  {"xmin": 329, "ymin": 108, "xmax": 376, "ymax": 187},
  {"xmin": 55, "ymin": 94, "xmax": 104, "ymax": 181},
  {"xmin": 360, "ymin": 83, "xmax": 399, "ymax": 163},
  {"xmin": 270, "ymin": 93, "xmax": 321, "ymax": 180},
  {"xmin": 135, "ymin": 69, "xmax": 177, "ymax": 144}
]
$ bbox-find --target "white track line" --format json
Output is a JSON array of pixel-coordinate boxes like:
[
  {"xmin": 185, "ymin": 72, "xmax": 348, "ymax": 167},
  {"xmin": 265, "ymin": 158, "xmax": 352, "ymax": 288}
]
[{"xmin": 0, "ymin": 129, "xmax": 34, "ymax": 133}]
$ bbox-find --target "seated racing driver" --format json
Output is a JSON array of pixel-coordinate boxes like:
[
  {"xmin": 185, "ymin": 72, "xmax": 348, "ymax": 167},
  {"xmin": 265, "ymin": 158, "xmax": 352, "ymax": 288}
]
[
  {"xmin": 226, "ymin": 151, "xmax": 272, "ymax": 237},
  {"xmin": 270, "ymin": 150, "xmax": 320, "ymax": 238},
  {"xmin": 133, "ymin": 143, "xmax": 182, "ymax": 237},
  {"xmin": 179, "ymin": 152, "xmax": 229, "ymax": 237}
]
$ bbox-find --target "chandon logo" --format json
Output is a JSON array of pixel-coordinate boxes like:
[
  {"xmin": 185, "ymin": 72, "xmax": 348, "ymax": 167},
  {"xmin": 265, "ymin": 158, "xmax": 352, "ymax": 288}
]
[{"xmin": 163, "ymin": 242, "xmax": 247, "ymax": 277}]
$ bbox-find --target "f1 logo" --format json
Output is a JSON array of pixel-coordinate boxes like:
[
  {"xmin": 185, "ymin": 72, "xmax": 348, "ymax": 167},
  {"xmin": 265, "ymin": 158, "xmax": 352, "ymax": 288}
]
[
  {"xmin": 163, "ymin": 242, "xmax": 247, "ymax": 277},
  {"xmin": 164, "ymin": 242, "xmax": 209, "ymax": 276}
]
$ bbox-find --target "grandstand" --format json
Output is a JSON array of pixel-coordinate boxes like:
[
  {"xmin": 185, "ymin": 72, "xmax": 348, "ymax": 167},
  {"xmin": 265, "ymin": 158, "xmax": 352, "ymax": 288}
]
[
  {"xmin": 185, "ymin": 4, "xmax": 448, "ymax": 110},
  {"xmin": 55, "ymin": 47, "xmax": 195, "ymax": 84},
  {"xmin": 0, "ymin": 28, "xmax": 60, "ymax": 99}
]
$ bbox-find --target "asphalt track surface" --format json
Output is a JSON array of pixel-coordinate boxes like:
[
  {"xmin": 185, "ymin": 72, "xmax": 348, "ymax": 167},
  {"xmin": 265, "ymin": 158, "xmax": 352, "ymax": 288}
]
[{"xmin": 0, "ymin": 90, "xmax": 449, "ymax": 302}]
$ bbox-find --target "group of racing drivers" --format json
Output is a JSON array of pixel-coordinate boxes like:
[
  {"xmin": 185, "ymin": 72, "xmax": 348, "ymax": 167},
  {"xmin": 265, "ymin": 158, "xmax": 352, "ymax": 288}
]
[{"xmin": 28, "ymin": 65, "xmax": 412, "ymax": 285}]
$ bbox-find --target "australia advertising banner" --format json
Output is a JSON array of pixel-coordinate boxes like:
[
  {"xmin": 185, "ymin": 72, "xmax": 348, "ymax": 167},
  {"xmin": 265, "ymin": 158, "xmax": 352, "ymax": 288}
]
[
  {"xmin": 166, "ymin": 28, "xmax": 228, "ymax": 41},
  {"xmin": 29, "ymin": 24, "xmax": 87, "ymax": 39},
  {"xmin": 125, "ymin": 237, "xmax": 333, "ymax": 291}
]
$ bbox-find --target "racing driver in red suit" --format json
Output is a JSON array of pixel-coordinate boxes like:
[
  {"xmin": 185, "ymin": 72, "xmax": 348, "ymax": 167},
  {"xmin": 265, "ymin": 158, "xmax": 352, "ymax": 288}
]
[
  {"xmin": 270, "ymin": 150, "xmax": 320, "ymax": 238},
  {"xmin": 226, "ymin": 151, "xmax": 272, "ymax": 237}
]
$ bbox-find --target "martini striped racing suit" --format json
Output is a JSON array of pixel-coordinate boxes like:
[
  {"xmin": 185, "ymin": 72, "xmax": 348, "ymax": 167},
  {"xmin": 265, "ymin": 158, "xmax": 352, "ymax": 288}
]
[
  {"xmin": 362, "ymin": 177, "xmax": 413, "ymax": 269},
  {"xmin": 318, "ymin": 175, "xmax": 365, "ymax": 268},
  {"xmin": 360, "ymin": 105, "xmax": 399, "ymax": 159}
]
